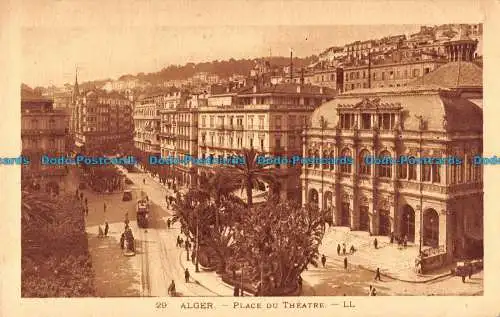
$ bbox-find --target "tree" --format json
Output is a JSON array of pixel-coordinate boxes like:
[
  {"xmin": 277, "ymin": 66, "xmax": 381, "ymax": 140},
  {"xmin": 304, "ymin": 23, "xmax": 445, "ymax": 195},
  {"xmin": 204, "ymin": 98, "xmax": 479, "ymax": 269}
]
[
  {"xmin": 222, "ymin": 148, "xmax": 284, "ymax": 207},
  {"xmin": 232, "ymin": 200, "xmax": 325, "ymax": 295},
  {"xmin": 172, "ymin": 188, "xmax": 245, "ymax": 272}
]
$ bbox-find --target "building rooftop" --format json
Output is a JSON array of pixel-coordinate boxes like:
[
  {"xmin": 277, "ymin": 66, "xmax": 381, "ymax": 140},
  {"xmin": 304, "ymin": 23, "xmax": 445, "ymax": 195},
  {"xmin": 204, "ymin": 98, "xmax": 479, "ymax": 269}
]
[
  {"xmin": 311, "ymin": 87, "xmax": 482, "ymax": 133},
  {"xmin": 409, "ymin": 61, "xmax": 482, "ymax": 89}
]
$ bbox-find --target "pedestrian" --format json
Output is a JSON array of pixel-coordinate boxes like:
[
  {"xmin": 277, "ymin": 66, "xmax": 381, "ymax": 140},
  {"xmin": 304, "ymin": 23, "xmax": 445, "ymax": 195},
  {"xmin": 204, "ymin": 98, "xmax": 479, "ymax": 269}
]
[
  {"xmin": 184, "ymin": 268, "xmax": 190, "ymax": 283},
  {"xmin": 321, "ymin": 254, "xmax": 326, "ymax": 268},
  {"xmin": 369, "ymin": 285, "xmax": 377, "ymax": 296},
  {"xmin": 85, "ymin": 198, "xmax": 88, "ymax": 206},
  {"xmin": 462, "ymin": 273, "xmax": 466, "ymax": 283},
  {"xmin": 98, "ymin": 225, "xmax": 104, "ymax": 238},
  {"xmin": 390, "ymin": 232, "xmax": 394, "ymax": 244},
  {"xmin": 234, "ymin": 286, "xmax": 240, "ymax": 297},
  {"xmin": 342, "ymin": 246, "xmax": 346, "ymax": 255},
  {"xmin": 168, "ymin": 280, "xmax": 176, "ymax": 296},
  {"xmin": 374, "ymin": 238, "xmax": 378, "ymax": 249},
  {"xmin": 337, "ymin": 244, "xmax": 341, "ymax": 256},
  {"xmin": 176, "ymin": 236, "xmax": 181, "ymax": 247},
  {"xmin": 120, "ymin": 233, "xmax": 125, "ymax": 249},
  {"xmin": 143, "ymin": 178, "xmax": 146, "ymax": 185},
  {"xmin": 167, "ymin": 218, "xmax": 171, "ymax": 229},
  {"xmin": 104, "ymin": 202, "xmax": 107, "ymax": 213},
  {"xmin": 344, "ymin": 257, "xmax": 348, "ymax": 270},
  {"xmin": 374, "ymin": 267, "xmax": 382, "ymax": 281},
  {"xmin": 350, "ymin": 245, "xmax": 356, "ymax": 254},
  {"xmin": 468, "ymin": 264, "xmax": 473, "ymax": 279},
  {"xmin": 403, "ymin": 235, "xmax": 408, "ymax": 248},
  {"xmin": 104, "ymin": 221, "xmax": 109, "ymax": 237}
]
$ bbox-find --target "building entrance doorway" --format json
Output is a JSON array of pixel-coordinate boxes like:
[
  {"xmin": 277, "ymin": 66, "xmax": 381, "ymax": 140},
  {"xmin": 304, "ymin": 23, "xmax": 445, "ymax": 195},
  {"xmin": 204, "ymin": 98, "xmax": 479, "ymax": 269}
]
[
  {"xmin": 401, "ymin": 205, "xmax": 416, "ymax": 242},
  {"xmin": 341, "ymin": 202, "xmax": 350, "ymax": 226},
  {"xmin": 359, "ymin": 206, "xmax": 370, "ymax": 231},
  {"xmin": 378, "ymin": 209, "xmax": 391, "ymax": 236}
]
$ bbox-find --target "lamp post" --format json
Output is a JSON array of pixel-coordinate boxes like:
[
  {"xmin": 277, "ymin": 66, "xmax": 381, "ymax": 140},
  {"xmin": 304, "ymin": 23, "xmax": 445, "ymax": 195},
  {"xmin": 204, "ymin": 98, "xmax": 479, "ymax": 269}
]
[{"xmin": 195, "ymin": 211, "xmax": 200, "ymax": 272}]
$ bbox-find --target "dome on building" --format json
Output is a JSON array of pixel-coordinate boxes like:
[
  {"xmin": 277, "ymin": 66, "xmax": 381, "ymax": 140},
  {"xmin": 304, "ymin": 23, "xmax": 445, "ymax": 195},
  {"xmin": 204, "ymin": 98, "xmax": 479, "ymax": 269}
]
[
  {"xmin": 409, "ymin": 61, "xmax": 482, "ymax": 89},
  {"xmin": 311, "ymin": 87, "xmax": 482, "ymax": 133}
]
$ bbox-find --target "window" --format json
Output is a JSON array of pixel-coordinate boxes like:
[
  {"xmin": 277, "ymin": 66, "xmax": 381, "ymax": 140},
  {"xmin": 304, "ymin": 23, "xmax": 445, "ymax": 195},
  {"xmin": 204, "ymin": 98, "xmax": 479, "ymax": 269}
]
[
  {"xmin": 329, "ymin": 150, "xmax": 335, "ymax": 170},
  {"xmin": 275, "ymin": 138, "xmax": 281, "ymax": 150},
  {"xmin": 49, "ymin": 119, "xmax": 56, "ymax": 130},
  {"xmin": 288, "ymin": 115, "xmax": 296, "ymax": 129},
  {"xmin": 249, "ymin": 138, "xmax": 253, "ymax": 148},
  {"xmin": 378, "ymin": 151, "xmax": 392, "ymax": 178},
  {"xmin": 340, "ymin": 148, "xmax": 352, "ymax": 174},
  {"xmin": 259, "ymin": 116, "xmax": 265, "ymax": 129},
  {"xmin": 422, "ymin": 164, "xmax": 431, "ymax": 182},
  {"xmin": 378, "ymin": 113, "xmax": 396, "ymax": 130},
  {"xmin": 412, "ymin": 69, "xmax": 420, "ymax": 77},
  {"xmin": 248, "ymin": 117, "xmax": 254, "ymax": 129},
  {"xmin": 340, "ymin": 114, "xmax": 354, "ymax": 129},
  {"xmin": 432, "ymin": 164, "xmax": 440, "ymax": 183},
  {"xmin": 306, "ymin": 149, "xmax": 314, "ymax": 167},
  {"xmin": 210, "ymin": 116, "xmax": 214, "ymax": 128},
  {"xmin": 399, "ymin": 163, "xmax": 408, "ymax": 179},
  {"xmin": 361, "ymin": 114, "xmax": 371, "ymax": 129},
  {"xmin": 359, "ymin": 150, "xmax": 371, "ymax": 175},
  {"xmin": 275, "ymin": 116, "xmax": 282, "ymax": 130}
]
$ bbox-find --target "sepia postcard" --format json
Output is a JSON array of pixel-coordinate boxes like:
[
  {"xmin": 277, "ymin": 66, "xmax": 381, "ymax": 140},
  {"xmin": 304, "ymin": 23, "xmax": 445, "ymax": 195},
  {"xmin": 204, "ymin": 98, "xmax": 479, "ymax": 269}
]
[{"xmin": 1, "ymin": 0, "xmax": 500, "ymax": 316}]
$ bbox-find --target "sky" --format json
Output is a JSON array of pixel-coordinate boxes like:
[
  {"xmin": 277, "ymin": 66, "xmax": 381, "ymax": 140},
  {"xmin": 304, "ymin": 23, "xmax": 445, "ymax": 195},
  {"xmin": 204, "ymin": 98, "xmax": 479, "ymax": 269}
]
[{"xmin": 19, "ymin": 0, "xmax": 483, "ymax": 87}]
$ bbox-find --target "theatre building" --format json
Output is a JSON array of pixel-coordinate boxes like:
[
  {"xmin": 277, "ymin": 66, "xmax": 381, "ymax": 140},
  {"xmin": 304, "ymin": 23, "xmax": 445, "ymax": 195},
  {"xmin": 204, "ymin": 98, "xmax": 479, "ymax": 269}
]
[{"xmin": 302, "ymin": 78, "xmax": 483, "ymax": 265}]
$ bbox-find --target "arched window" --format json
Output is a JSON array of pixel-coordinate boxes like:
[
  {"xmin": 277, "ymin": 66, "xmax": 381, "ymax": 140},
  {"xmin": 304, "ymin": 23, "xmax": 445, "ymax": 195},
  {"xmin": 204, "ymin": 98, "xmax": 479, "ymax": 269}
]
[
  {"xmin": 358, "ymin": 149, "xmax": 371, "ymax": 175},
  {"xmin": 423, "ymin": 209, "xmax": 439, "ymax": 248},
  {"xmin": 432, "ymin": 163, "xmax": 441, "ymax": 183},
  {"xmin": 377, "ymin": 150, "xmax": 391, "ymax": 178},
  {"xmin": 340, "ymin": 148, "xmax": 352, "ymax": 174},
  {"xmin": 323, "ymin": 150, "xmax": 329, "ymax": 170}
]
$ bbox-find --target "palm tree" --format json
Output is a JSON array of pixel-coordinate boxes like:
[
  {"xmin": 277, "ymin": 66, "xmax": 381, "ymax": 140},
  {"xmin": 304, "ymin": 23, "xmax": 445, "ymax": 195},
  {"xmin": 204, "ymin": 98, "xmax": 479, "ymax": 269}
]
[{"xmin": 224, "ymin": 148, "xmax": 284, "ymax": 208}]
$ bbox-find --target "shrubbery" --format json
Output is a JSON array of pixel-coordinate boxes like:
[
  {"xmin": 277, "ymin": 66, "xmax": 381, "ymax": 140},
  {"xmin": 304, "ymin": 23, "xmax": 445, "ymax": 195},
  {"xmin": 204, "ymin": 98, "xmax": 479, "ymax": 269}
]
[{"xmin": 21, "ymin": 191, "xmax": 96, "ymax": 297}]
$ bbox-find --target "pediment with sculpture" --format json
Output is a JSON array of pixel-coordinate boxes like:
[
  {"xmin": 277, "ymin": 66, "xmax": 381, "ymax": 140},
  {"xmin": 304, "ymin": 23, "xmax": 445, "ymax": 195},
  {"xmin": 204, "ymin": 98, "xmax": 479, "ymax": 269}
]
[{"xmin": 338, "ymin": 97, "xmax": 403, "ymax": 111}]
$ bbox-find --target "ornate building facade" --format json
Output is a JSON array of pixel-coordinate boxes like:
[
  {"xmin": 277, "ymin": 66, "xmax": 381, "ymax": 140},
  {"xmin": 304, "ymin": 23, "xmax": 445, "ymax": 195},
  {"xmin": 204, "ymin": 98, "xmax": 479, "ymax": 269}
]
[
  {"xmin": 302, "ymin": 85, "xmax": 483, "ymax": 263},
  {"xmin": 74, "ymin": 90, "xmax": 133, "ymax": 153},
  {"xmin": 21, "ymin": 86, "xmax": 69, "ymax": 189}
]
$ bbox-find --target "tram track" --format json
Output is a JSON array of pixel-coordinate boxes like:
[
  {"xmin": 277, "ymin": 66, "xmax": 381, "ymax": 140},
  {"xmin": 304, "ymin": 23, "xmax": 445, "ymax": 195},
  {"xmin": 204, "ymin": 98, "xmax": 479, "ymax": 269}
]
[{"xmin": 138, "ymin": 228, "xmax": 152, "ymax": 297}]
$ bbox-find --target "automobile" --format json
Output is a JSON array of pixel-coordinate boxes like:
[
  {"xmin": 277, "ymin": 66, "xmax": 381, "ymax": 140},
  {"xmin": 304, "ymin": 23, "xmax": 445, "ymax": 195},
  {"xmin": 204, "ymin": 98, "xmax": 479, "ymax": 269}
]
[
  {"xmin": 122, "ymin": 190, "xmax": 133, "ymax": 201},
  {"xmin": 454, "ymin": 261, "xmax": 471, "ymax": 276}
]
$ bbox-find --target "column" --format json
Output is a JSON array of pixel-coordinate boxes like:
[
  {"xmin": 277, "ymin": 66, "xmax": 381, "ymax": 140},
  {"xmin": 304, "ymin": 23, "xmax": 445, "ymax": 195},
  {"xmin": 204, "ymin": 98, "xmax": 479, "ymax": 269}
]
[
  {"xmin": 368, "ymin": 198, "xmax": 375, "ymax": 235},
  {"xmin": 349, "ymin": 195, "xmax": 355, "ymax": 230},
  {"xmin": 415, "ymin": 205, "xmax": 422, "ymax": 250}
]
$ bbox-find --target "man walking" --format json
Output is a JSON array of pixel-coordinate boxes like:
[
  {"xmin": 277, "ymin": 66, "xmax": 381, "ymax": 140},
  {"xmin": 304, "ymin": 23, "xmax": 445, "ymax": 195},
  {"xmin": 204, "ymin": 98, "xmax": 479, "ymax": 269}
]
[
  {"xmin": 337, "ymin": 244, "xmax": 341, "ymax": 256},
  {"xmin": 374, "ymin": 267, "xmax": 382, "ymax": 281},
  {"xmin": 167, "ymin": 218, "xmax": 171, "ymax": 229},
  {"xmin": 184, "ymin": 268, "xmax": 190, "ymax": 283},
  {"xmin": 104, "ymin": 202, "xmax": 107, "ymax": 213},
  {"xmin": 321, "ymin": 254, "xmax": 327, "ymax": 268},
  {"xmin": 344, "ymin": 257, "xmax": 348, "ymax": 270},
  {"xmin": 104, "ymin": 221, "xmax": 109, "ymax": 237},
  {"xmin": 374, "ymin": 238, "xmax": 378, "ymax": 249}
]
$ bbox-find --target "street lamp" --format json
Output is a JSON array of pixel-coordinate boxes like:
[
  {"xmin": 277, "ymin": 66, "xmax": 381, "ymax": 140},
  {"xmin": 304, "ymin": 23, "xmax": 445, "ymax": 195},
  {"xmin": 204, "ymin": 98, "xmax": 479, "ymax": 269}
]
[{"xmin": 195, "ymin": 212, "xmax": 200, "ymax": 272}]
